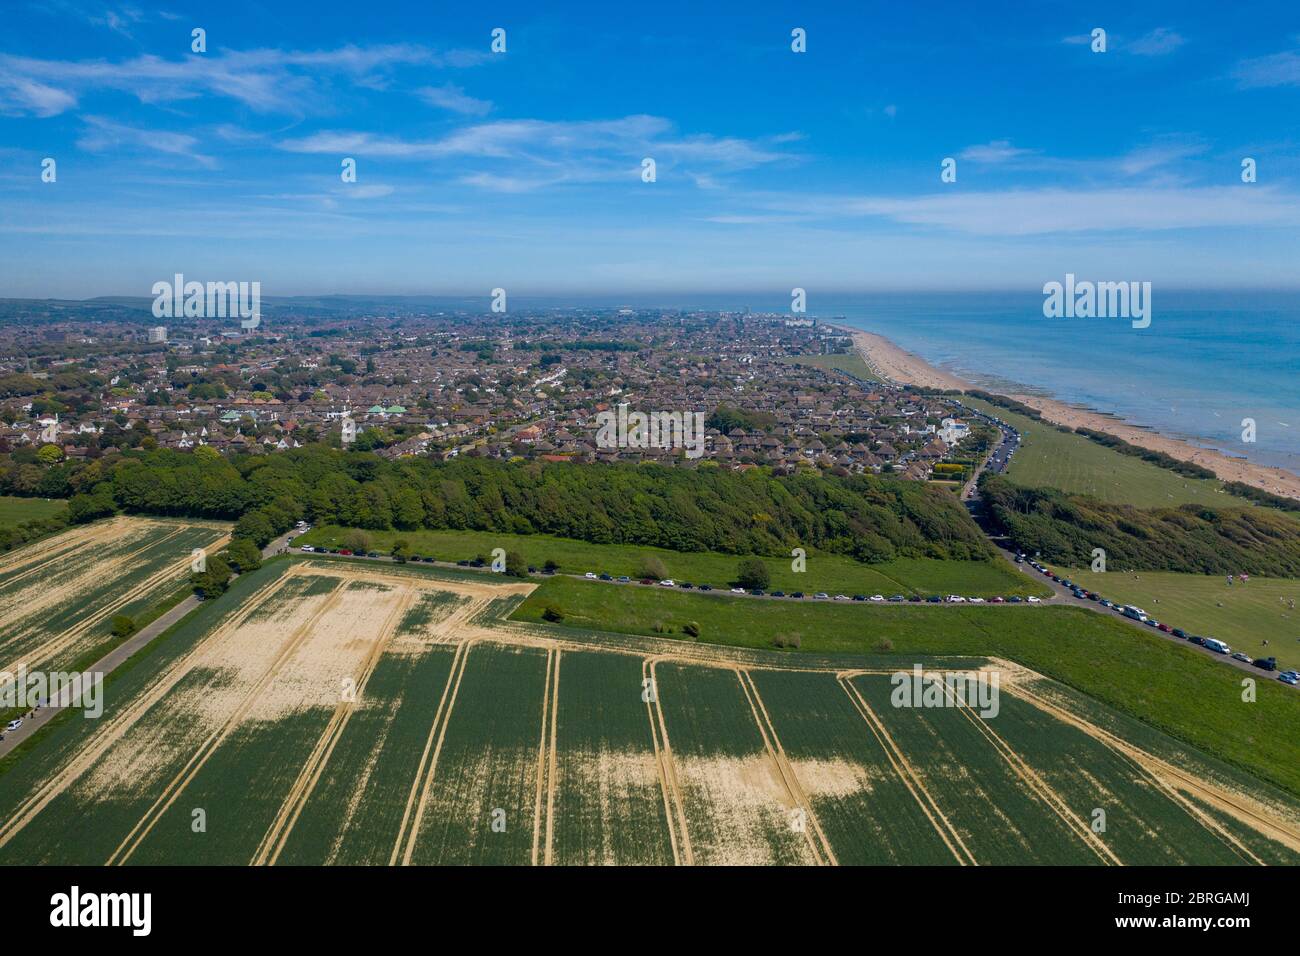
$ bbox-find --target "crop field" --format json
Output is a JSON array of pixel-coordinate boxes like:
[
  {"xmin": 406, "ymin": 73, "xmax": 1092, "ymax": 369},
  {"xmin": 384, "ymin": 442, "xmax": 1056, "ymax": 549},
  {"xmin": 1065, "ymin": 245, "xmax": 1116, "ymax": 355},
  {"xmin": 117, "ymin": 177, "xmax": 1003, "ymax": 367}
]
[
  {"xmin": 296, "ymin": 524, "xmax": 1049, "ymax": 599},
  {"xmin": 1062, "ymin": 567, "xmax": 1300, "ymax": 665},
  {"xmin": 0, "ymin": 496, "xmax": 65, "ymax": 528},
  {"xmin": 2, "ymin": 553, "xmax": 1298, "ymax": 866},
  {"xmin": 0, "ymin": 515, "xmax": 229, "ymax": 678},
  {"xmin": 962, "ymin": 398, "xmax": 1227, "ymax": 507}
]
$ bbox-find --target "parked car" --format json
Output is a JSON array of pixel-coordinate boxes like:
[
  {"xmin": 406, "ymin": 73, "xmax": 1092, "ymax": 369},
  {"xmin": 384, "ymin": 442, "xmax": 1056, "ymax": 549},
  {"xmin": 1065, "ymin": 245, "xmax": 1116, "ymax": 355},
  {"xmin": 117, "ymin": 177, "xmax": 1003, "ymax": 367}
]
[
  {"xmin": 890, "ymin": 595, "xmax": 906, "ymax": 603},
  {"xmin": 584, "ymin": 572, "xmax": 598, "ymax": 579},
  {"xmin": 639, "ymin": 578, "xmax": 655, "ymax": 585},
  {"xmin": 869, "ymin": 594, "xmax": 885, "ymax": 603},
  {"xmin": 968, "ymin": 597, "xmax": 985, "ymax": 604},
  {"xmin": 926, "ymin": 595, "xmax": 942, "ymax": 603},
  {"xmin": 833, "ymin": 594, "xmax": 849, "ymax": 601},
  {"xmin": 1188, "ymin": 635, "xmax": 1206, "ymax": 646},
  {"xmin": 947, "ymin": 595, "xmax": 966, "ymax": 603},
  {"xmin": 790, "ymin": 591, "xmax": 803, "ymax": 599},
  {"xmin": 1253, "ymin": 657, "xmax": 1277, "ymax": 671},
  {"xmin": 1232, "ymin": 652, "xmax": 1252, "ymax": 663},
  {"xmin": 813, "ymin": 592, "xmax": 829, "ymax": 600},
  {"xmin": 990, "ymin": 596, "xmax": 1005, "ymax": 604},
  {"xmin": 1280, "ymin": 673, "xmax": 1299, "ymax": 686},
  {"xmin": 680, "ymin": 582, "xmax": 694, "ymax": 589},
  {"xmin": 731, "ymin": 587, "xmax": 746, "ymax": 594},
  {"xmin": 598, "ymin": 573, "xmax": 613, "ymax": 581},
  {"xmin": 1171, "ymin": 628, "xmax": 1186, "ymax": 638},
  {"xmin": 5, "ymin": 719, "xmax": 21, "ymax": 732},
  {"xmin": 1203, "ymin": 638, "xmax": 1231, "ymax": 654},
  {"xmin": 616, "ymin": 576, "xmax": 631, "ymax": 583},
  {"xmin": 1026, "ymin": 596, "xmax": 1041, "ymax": 603},
  {"xmin": 1008, "ymin": 596, "xmax": 1023, "ymax": 603},
  {"xmin": 299, "ymin": 545, "xmax": 315, "ymax": 552},
  {"xmin": 698, "ymin": 584, "xmax": 713, "ymax": 591},
  {"xmin": 770, "ymin": 590, "xmax": 784, "ymax": 597},
  {"xmin": 659, "ymin": 579, "xmax": 675, "ymax": 588}
]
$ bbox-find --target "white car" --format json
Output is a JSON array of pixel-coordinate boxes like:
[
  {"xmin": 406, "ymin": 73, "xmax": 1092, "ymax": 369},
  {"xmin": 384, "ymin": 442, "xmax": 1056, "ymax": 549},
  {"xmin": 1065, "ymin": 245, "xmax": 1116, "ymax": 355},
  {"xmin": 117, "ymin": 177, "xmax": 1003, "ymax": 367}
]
[
  {"xmin": 813, "ymin": 592, "xmax": 829, "ymax": 600},
  {"xmin": 834, "ymin": 594, "xmax": 849, "ymax": 601},
  {"xmin": 299, "ymin": 545, "xmax": 315, "ymax": 552},
  {"xmin": 584, "ymin": 572, "xmax": 598, "ymax": 579},
  {"xmin": 658, "ymin": 579, "xmax": 676, "ymax": 588},
  {"xmin": 1026, "ymin": 596, "xmax": 1042, "ymax": 603},
  {"xmin": 869, "ymin": 594, "xmax": 885, "ymax": 603},
  {"xmin": 5, "ymin": 719, "xmax": 21, "ymax": 732},
  {"xmin": 947, "ymin": 595, "xmax": 966, "ymax": 603},
  {"xmin": 968, "ymin": 597, "xmax": 985, "ymax": 604},
  {"xmin": 731, "ymin": 587, "xmax": 746, "ymax": 594}
]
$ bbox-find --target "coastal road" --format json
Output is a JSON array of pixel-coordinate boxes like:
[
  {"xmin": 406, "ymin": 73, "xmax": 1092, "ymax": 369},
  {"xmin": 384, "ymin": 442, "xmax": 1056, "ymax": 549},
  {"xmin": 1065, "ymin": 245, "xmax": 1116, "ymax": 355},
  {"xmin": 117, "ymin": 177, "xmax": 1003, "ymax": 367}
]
[{"xmin": 960, "ymin": 414, "xmax": 1294, "ymax": 687}]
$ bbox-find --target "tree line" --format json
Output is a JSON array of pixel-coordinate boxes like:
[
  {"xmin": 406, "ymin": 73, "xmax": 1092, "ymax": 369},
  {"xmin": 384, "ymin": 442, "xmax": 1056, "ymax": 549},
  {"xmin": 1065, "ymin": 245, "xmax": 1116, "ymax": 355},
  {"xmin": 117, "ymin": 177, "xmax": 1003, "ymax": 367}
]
[
  {"xmin": 0, "ymin": 445, "xmax": 997, "ymax": 564},
  {"xmin": 981, "ymin": 475, "xmax": 1300, "ymax": 575}
]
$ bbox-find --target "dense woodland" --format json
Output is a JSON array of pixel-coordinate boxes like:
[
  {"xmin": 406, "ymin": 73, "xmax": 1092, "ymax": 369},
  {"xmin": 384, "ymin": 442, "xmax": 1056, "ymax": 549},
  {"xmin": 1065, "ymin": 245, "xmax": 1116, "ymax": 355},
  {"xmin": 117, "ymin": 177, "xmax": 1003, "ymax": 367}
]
[
  {"xmin": 982, "ymin": 475, "xmax": 1300, "ymax": 575},
  {"xmin": 0, "ymin": 446, "xmax": 997, "ymax": 562}
]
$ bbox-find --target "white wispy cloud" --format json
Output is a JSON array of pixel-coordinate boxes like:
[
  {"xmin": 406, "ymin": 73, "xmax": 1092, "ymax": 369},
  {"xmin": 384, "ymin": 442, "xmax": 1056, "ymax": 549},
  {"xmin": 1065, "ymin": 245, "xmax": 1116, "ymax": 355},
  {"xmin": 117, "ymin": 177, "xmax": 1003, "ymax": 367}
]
[
  {"xmin": 76, "ymin": 115, "xmax": 216, "ymax": 166},
  {"xmin": 278, "ymin": 115, "xmax": 797, "ymax": 191},
  {"xmin": 416, "ymin": 83, "xmax": 492, "ymax": 116},
  {"xmin": 1233, "ymin": 49, "xmax": 1300, "ymax": 88},
  {"xmin": 736, "ymin": 185, "xmax": 1300, "ymax": 236},
  {"xmin": 0, "ymin": 43, "xmax": 486, "ymax": 116},
  {"xmin": 1128, "ymin": 27, "xmax": 1186, "ymax": 56},
  {"xmin": 958, "ymin": 140, "xmax": 1032, "ymax": 164}
]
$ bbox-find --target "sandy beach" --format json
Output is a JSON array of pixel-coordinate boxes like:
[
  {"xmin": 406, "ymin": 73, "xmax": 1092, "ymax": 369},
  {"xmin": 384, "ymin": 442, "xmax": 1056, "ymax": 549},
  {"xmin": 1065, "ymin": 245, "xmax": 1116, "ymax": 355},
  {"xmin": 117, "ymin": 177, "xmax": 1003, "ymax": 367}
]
[{"xmin": 849, "ymin": 329, "xmax": 1300, "ymax": 501}]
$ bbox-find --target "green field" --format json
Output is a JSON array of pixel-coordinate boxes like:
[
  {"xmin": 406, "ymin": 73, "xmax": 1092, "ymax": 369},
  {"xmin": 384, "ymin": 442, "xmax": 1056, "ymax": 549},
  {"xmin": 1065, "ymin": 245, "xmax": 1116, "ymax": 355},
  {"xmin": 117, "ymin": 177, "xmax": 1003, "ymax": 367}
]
[
  {"xmin": 963, "ymin": 398, "xmax": 1227, "ymax": 507},
  {"xmin": 511, "ymin": 574, "xmax": 1300, "ymax": 800},
  {"xmin": 1, "ymin": 554, "xmax": 1295, "ymax": 865},
  {"xmin": 296, "ymin": 525, "xmax": 1050, "ymax": 599},
  {"xmin": 1062, "ymin": 568, "xmax": 1300, "ymax": 665},
  {"xmin": 0, "ymin": 515, "xmax": 229, "ymax": 680},
  {"xmin": 0, "ymin": 496, "xmax": 65, "ymax": 528},
  {"xmin": 778, "ymin": 351, "xmax": 879, "ymax": 382}
]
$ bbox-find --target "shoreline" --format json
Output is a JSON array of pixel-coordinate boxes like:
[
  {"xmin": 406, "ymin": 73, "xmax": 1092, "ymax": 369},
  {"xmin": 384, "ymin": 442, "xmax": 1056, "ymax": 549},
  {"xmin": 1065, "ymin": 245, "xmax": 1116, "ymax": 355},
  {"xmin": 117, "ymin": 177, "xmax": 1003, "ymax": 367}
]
[{"xmin": 845, "ymin": 328, "xmax": 1300, "ymax": 502}]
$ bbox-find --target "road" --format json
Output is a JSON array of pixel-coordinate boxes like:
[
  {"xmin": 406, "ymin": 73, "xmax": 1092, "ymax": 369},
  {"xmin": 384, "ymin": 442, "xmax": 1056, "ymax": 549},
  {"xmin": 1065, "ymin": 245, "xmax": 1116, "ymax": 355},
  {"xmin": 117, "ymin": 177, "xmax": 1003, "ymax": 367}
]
[{"xmin": 958, "ymin": 408, "xmax": 1294, "ymax": 688}]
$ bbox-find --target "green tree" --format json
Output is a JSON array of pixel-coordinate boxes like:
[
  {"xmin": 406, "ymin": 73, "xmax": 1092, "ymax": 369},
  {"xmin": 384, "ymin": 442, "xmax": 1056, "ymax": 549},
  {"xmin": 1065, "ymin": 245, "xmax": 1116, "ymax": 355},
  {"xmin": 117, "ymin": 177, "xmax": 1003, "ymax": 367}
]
[
  {"xmin": 504, "ymin": 550, "xmax": 528, "ymax": 578},
  {"xmin": 111, "ymin": 614, "xmax": 135, "ymax": 638},
  {"xmin": 222, "ymin": 538, "xmax": 263, "ymax": 573},
  {"xmin": 736, "ymin": 557, "xmax": 770, "ymax": 590},
  {"xmin": 191, "ymin": 555, "xmax": 232, "ymax": 599}
]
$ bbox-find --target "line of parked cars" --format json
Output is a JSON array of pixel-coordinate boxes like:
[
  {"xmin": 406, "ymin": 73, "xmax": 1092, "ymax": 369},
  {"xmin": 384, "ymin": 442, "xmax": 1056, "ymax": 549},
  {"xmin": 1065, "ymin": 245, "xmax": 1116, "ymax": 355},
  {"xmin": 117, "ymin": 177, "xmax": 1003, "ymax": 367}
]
[
  {"xmin": 1022, "ymin": 555, "xmax": 1293, "ymax": 683},
  {"xmin": 582, "ymin": 573, "xmax": 1033, "ymax": 606}
]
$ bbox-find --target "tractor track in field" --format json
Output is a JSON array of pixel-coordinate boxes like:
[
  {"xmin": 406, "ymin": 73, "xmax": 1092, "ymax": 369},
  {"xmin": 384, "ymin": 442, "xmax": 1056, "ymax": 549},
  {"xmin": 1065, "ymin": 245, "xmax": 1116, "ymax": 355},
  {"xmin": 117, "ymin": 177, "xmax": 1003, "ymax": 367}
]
[
  {"xmin": 1008, "ymin": 679, "xmax": 1288, "ymax": 862},
  {"xmin": 736, "ymin": 668, "xmax": 837, "ymax": 866},
  {"xmin": 1, "ymin": 530, "xmax": 229, "ymax": 684},
  {"xmin": 936, "ymin": 677, "xmax": 1122, "ymax": 865},
  {"xmin": 106, "ymin": 582, "xmax": 349, "ymax": 865},
  {"xmin": 253, "ymin": 587, "xmax": 417, "ymax": 866},
  {"xmin": 0, "ymin": 569, "xmax": 293, "ymax": 852},
  {"xmin": 644, "ymin": 657, "xmax": 693, "ymax": 866},
  {"xmin": 393, "ymin": 638, "xmax": 477, "ymax": 865},
  {"xmin": 836, "ymin": 673, "xmax": 975, "ymax": 865}
]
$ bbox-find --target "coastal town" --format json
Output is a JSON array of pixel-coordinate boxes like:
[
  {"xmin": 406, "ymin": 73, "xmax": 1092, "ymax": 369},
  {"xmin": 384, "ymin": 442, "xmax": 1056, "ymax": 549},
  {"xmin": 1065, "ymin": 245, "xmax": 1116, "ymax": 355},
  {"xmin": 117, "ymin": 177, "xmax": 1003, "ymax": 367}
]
[{"xmin": 0, "ymin": 305, "xmax": 986, "ymax": 481}]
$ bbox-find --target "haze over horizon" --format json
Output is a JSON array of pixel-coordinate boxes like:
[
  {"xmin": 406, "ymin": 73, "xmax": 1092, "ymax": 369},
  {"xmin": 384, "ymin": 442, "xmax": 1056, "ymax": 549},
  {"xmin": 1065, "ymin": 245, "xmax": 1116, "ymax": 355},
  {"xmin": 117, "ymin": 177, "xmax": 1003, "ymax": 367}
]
[{"xmin": 2, "ymin": 0, "xmax": 1299, "ymax": 297}]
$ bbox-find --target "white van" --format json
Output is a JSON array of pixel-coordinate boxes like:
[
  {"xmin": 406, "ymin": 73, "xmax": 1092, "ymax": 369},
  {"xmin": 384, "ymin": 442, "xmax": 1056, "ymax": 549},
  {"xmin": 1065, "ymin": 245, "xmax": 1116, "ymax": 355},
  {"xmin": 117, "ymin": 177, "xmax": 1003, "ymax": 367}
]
[{"xmin": 1203, "ymin": 638, "xmax": 1231, "ymax": 655}]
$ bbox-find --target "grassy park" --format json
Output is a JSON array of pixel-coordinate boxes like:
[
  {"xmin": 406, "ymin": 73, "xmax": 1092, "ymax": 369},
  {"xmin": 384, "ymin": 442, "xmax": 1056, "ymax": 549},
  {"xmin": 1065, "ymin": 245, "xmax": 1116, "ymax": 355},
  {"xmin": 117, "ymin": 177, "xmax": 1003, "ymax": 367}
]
[
  {"xmin": 962, "ymin": 398, "xmax": 1227, "ymax": 507},
  {"xmin": 295, "ymin": 524, "xmax": 1050, "ymax": 598}
]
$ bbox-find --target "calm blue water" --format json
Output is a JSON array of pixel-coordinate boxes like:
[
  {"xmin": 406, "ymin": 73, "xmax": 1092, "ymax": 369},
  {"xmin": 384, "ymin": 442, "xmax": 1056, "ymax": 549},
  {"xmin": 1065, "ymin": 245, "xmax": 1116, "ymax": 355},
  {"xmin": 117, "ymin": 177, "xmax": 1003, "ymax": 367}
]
[{"xmin": 558, "ymin": 290, "xmax": 1300, "ymax": 474}]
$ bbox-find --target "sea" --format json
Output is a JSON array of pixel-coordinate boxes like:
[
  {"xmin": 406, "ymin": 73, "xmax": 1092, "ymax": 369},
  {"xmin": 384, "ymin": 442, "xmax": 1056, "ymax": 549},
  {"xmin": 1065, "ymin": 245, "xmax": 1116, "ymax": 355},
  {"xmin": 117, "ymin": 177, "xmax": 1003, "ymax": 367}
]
[{"xmin": 543, "ymin": 290, "xmax": 1300, "ymax": 476}]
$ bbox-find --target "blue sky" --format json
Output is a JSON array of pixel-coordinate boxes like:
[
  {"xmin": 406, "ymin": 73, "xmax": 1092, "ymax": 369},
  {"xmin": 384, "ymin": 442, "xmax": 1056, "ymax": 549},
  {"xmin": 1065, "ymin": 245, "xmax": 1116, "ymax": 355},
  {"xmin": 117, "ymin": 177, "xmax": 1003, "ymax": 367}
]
[{"xmin": 2, "ymin": 0, "xmax": 1299, "ymax": 297}]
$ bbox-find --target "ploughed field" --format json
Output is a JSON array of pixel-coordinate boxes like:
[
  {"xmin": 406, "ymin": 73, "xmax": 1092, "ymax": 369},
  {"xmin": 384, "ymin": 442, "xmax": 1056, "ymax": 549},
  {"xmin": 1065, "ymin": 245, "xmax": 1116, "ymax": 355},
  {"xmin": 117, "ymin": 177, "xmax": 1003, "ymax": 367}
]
[
  {"xmin": 0, "ymin": 516, "xmax": 230, "ymax": 678},
  {"xmin": 2, "ymin": 554, "xmax": 1298, "ymax": 865}
]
